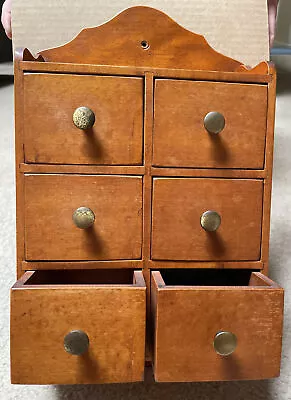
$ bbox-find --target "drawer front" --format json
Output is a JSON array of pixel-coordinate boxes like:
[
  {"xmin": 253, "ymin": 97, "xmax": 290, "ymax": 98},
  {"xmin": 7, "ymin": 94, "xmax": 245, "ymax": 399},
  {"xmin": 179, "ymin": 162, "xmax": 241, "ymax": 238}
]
[
  {"xmin": 152, "ymin": 178, "xmax": 263, "ymax": 261},
  {"xmin": 151, "ymin": 271, "xmax": 283, "ymax": 382},
  {"xmin": 153, "ymin": 80, "xmax": 267, "ymax": 169},
  {"xmin": 11, "ymin": 270, "xmax": 146, "ymax": 384},
  {"xmin": 24, "ymin": 74, "xmax": 143, "ymax": 165},
  {"xmin": 25, "ymin": 174, "xmax": 142, "ymax": 260}
]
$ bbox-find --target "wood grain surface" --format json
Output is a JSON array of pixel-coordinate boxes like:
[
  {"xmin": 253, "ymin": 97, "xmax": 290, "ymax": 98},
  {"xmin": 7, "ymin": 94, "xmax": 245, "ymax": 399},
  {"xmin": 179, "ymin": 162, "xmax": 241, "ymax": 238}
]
[
  {"xmin": 29, "ymin": 7, "xmax": 269, "ymax": 74},
  {"xmin": 11, "ymin": 7, "xmax": 280, "ymax": 384},
  {"xmin": 19, "ymin": 61, "xmax": 272, "ymax": 84},
  {"xmin": 19, "ymin": 164, "xmax": 145, "ymax": 175},
  {"xmin": 22, "ymin": 260, "xmax": 144, "ymax": 270},
  {"xmin": 149, "ymin": 260, "xmax": 264, "ymax": 270},
  {"xmin": 24, "ymin": 174, "xmax": 143, "ymax": 261},
  {"xmin": 23, "ymin": 73, "xmax": 143, "ymax": 165},
  {"xmin": 14, "ymin": 52, "xmax": 26, "ymax": 278},
  {"xmin": 260, "ymin": 65, "xmax": 277, "ymax": 274},
  {"xmin": 153, "ymin": 80, "xmax": 267, "ymax": 169},
  {"xmin": 151, "ymin": 270, "xmax": 284, "ymax": 382},
  {"xmin": 152, "ymin": 178, "xmax": 263, "ymax": 261},
  {"xmin": 11, "ymin": 270, "xmax": 146, "ymax": 384}
]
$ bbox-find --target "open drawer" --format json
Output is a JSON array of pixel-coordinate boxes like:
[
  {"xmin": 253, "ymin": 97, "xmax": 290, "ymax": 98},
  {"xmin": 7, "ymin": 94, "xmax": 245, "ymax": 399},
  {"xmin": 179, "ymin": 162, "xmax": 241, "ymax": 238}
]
[
  {"xmin": 11, "ymin": 269, "xmax": 146, "ymax": 384},
  {"xmin": 151, "ymin": 270, "xmax": 284, "ymax": 382}
]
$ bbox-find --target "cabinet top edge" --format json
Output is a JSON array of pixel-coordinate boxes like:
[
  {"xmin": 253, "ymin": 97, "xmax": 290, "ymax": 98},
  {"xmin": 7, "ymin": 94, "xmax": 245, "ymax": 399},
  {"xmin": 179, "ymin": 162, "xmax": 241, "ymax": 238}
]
[
  {"xmin": 16, "ymin": 62, "xmax": 272, "ymax": 84},
  {"xmin": 14, "ymin": 6, "xmax": 274, "ymax": 82}
]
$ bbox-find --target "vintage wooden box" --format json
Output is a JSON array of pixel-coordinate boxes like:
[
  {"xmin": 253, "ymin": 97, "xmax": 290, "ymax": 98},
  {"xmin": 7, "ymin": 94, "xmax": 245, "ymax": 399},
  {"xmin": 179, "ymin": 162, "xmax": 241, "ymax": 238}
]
[{"xmin": 10, "ymin": 6, "xmax": 284, "ymax": 384}]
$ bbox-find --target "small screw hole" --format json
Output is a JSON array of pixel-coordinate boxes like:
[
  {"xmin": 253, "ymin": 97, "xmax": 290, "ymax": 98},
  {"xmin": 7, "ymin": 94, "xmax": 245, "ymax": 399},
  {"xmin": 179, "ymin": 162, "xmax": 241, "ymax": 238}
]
[{"xmin": 141, "ymin": 40, "xmax": 150, "ymax": 50}]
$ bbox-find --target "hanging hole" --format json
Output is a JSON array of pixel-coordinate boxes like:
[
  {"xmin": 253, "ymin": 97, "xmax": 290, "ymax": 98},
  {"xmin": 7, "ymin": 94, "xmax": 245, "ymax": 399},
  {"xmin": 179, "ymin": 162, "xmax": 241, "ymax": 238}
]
[{"xmin": 140, "ymin": 40, "xmax": 150, "ymax": 50}]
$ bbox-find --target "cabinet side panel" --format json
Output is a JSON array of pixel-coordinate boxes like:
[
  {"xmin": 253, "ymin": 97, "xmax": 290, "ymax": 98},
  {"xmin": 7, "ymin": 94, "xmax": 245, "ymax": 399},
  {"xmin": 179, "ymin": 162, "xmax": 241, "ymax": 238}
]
[
  {"xmin": 14, "ymin": 55, "xmax": 25, "ymax": 279},
  {"xmin": 261, "ymin": 66, "xmax": 277, "ymax": 274}
]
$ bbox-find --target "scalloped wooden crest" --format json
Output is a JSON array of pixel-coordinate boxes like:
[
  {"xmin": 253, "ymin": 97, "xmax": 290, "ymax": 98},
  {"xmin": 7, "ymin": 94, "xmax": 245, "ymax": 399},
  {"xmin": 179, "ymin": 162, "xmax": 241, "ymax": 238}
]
[{"xmin": 21, "ymin": 6, "xmax": 269, "ymax": 74}]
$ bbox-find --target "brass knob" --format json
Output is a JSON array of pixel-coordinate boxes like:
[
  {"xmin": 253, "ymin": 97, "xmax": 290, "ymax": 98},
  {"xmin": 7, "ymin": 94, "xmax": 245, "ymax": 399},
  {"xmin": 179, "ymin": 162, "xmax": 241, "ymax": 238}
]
[
  {"xmin": 204, "ymin": 111, "xmax": 225, "ymax": 134},
  {"xmin": 64, "ymin": 330, "xmax": 89, "ymax": 356},
  {"xmin": 213, "ymin": 331, "xmax": 237, "ymax": 356},
  {"xmin": 73, "ymin": 207, "xmax": 95, "ymax": 229},
  {"xmin": 73, "ymin": 106, "xmax": 95, "ymax": 130},
  {"xmin": 200, "ymin": 210, "xmax": 221, "ymax": 232}
]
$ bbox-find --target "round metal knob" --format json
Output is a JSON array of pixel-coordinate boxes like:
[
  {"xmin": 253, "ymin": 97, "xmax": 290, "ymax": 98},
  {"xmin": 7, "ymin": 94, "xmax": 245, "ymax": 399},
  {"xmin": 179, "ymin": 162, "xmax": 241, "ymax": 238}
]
[
  {"xmin": 204, "ymin": 111, "xmax": 225, "ymax": 134},
  {"xmin": 73, "ymin": 106, "xmax": 95, "ymax": 130},
  {"xmin": 64, "ymin": 330, "xmax": 89, "ymax": 356},
  {"xmin": 200, "ymin": 210, "xmax": 221, "ymax": 232},
  {"xmin": 72, "ymin": 207, "xmax": 95, "ymax": 229},
  {"xmin": 213, "ymin": 331, "xmax": 237, "ymax": 356}
]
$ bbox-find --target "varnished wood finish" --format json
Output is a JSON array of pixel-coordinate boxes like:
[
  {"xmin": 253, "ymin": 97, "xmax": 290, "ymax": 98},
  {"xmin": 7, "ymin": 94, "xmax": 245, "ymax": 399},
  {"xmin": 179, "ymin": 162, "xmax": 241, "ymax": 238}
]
[
  {"xmin": 142, "ymin": 73, "xmax": 154, "ymax": 265},
  {"xmin": 153, "ymin": 80, "xmax": 267, "ymax": 169},
  {"xmin": 19, "ymin": 163, "xmax": 145, "ymax": 175},
  {"xmin": 12, "ymin": 6, "xmax": 281, "ymax": 384},
  {"xmin": 22, "ymin": 260, "xmax": 143, "ymax": 270},
  {"xmin": 24, "ymin": 74, "xmax": 143, "ymax": 165},
  {"xmin": 152, "ymin": 178, "xmax": 263, "ymax": 261},
  {"xmin": 149, "ymin": 260, "xmax": 264, "ymax": 270},
  {"xmin": 261, "ymin": 65, "xmax": 277, "ymax": 274},
  {"xmin": 29, "ymin": 7, "xmax": 269, "ymax": 74},
  {"xmin": 14, "ymin": 24, "xmax": 277, "ymax": 276},
  {"xmin": 151, "ymin": 167, "xmax": 266, "ymax": 179},
  {"xmin": 14, "ymin": 52, "xmax": 26, "ymax": 279},
  {"xmin": 19, "ymin": 61, "xmax": 272, "ymax": 84},
  {"xmin": 22, "ymin": 260, "xmax": 264, "ymax": 271},
  {"xmin": 142, "ymin": 73, "xmax": 155, "ymax": 358},
  {"xmin": 11, "ymin": 270, "xmax": 146, "ymax": 384},
  {"xmin": 19, "ymin": 163, "xmax": 266, "ymax": 178},
  {"xmin": 21, "ymin": 260, "xmax": 144, "ymax": 271},
  {"xmin": 24, "ymin": 174, "xmax": 143, "ymax": 261},
  {"xmin": 151, "ymin": 270, "xmax": 283, "ymax": 382}
]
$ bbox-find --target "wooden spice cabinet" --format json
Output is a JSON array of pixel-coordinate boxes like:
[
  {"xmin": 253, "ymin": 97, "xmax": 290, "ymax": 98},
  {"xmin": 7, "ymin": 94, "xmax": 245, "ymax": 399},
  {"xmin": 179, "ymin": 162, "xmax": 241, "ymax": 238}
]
[{"xmin": 10, "ymin": 6, "xmax": 284, "ymax": 384}]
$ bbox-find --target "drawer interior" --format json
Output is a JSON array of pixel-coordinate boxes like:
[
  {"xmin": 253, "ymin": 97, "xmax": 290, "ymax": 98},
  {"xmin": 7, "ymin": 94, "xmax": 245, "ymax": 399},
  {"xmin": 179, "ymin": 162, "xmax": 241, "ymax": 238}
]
[
  {"xmin": 156, "ymin": 269, "xmax": 274, "ymax": 287},
  {"xmin": 19, "ymin": 269, "xmax": 144, "ymax": 286}
]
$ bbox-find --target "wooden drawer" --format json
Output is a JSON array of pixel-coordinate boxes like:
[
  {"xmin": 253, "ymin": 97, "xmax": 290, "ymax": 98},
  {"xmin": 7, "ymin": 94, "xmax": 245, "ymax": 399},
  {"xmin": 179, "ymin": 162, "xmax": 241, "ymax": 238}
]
[
  {"xmin": 11, "ymin": 269, "xmax": 146, "ymax": 384},
  {"xmin": 153, "ymin": 80, "xmax": 267, "ymax": 169},
  {"xmin": 24, "ymin": 174, "xmax": 142, "ymax": 260},
  {"xmin": 23, "ymin": 74, "xmax": 143, "ymax": 165},
  {"xmin": 151, "ymin": 270, "xmax": 283, "ymax": 382},
  {"xmin": 151, "ymin": 178, "xmax": 263, "ymax": 261}
]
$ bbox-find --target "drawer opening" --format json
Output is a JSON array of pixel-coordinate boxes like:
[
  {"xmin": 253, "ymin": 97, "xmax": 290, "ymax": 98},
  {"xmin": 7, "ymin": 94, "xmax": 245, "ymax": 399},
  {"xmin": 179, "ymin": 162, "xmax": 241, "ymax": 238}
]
[
  {"xmin": 17, "ymin": 269, "xmax": 145, "ymax": 287},
  {"xmin": 155, "ymin": 269, "xmax": 276, "ymax": 287}
]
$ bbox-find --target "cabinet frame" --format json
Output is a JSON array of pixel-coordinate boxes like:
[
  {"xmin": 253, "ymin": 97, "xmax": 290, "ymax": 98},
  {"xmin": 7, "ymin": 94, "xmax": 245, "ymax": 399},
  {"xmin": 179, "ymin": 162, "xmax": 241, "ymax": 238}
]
[
  {"xmin": 12, "ymin": 5, "xmax": 278, "ymax": 383},
  {"xmin": 14, "ymin": 64, "xmax": 276, "ymax": 276}
]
